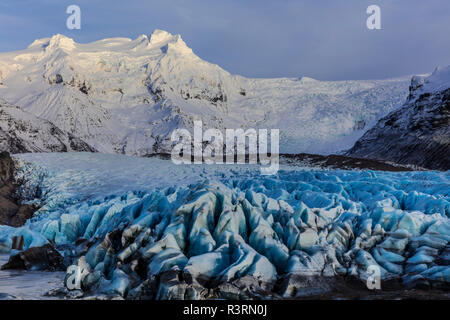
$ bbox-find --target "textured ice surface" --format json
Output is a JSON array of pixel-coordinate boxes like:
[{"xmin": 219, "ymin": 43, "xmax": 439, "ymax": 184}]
[{"xmin": 4, "ymin": 153, "xmax": 450, "ymax": 297}]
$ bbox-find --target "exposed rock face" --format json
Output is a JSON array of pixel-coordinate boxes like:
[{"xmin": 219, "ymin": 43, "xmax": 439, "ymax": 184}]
[
  {"xmin": 347, "ymin": 68, "xmax": 450, "ymax": 171},
  {"xmin": 0, "ymin": 152, "xmax": 36, "ymax": 227},
  {"xmin": 1, "ymin": 243, "xmax": 64, "ymax": 271},
  {"xmin": 0, "ymin": 100, "xmax": 96, "ymax": 154}
]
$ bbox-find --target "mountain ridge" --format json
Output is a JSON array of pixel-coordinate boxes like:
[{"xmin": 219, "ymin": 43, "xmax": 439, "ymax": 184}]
[
  {"xmin": 0, "ymin": 30, "xmax": 411, "ymax": 156},
  {"xmin": 347, "ymin": 66, "xmax": 450, "ymax": 170}
]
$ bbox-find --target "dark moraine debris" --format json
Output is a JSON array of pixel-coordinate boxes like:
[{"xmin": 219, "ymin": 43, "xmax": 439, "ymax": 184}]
[
  {"xmin": 147, "ymin": 152, "xmax": 418, "ymax": 171},
  {"xmin": 280, "ymin": 153, "xmax": 418, "ymax": 172}
]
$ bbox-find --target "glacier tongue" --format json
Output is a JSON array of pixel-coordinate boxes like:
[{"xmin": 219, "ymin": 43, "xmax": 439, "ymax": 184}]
[{"xmin": 2, "ymin": 153, "xmax": 449, "ymax": 299}]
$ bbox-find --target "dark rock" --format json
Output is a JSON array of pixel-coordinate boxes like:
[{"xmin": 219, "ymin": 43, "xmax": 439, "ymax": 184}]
[
  {"xmin": 152, "ymin": 270, "xmax": 215, "ymax": 300},
  {"xmin": 68, "ymin": 133, "xmax": 97, "ymax": 153},
  {"xmin": 1, "ymin": 244, "xmax": 64, "ymax": 271},
  {"xmin": 48, "ymin": 74, "xmax": 63, "ymax": 85},
  {"xmin": 347, "ymin": 81, "xmax": 450, "ymax": 170},
  {"xmin": 156, "ymin": 270, "xmax": 189, "ymax": 300},
  {"xmin": 0, "ymin": 196, "xmax": 18, "ymax": 225},
  {"xmin": 7, "ymin": 204, "xmax": 35, "ymax": 227},
  {"xmin": 79, "ymin": 81, "xmax": 90, "ymax": 95},
  {"xmin": 278, "ymin": 274, "xmax": 335, "ymax": 298},
  {"xmin": 0, "ymin": 152, "xmax": 38, "ymax": 227},
  {"xmin": 280, "ymin": 153, "xmax": 415, "ymax": 172},
  {"xmin": 0, "ymin": 151, "xmax": 14, "ymax": 184},
  {"xmin": 0, "ymin": 128, "xmax": 30, "ymax": 154},
  {"xmin": 0, "ymin": 293, "xmax": 22, "ymax": 300},
  {"xmin": 127, "ymin": 279, "xmax": 157, "ymax": 300},
  {"xmin": 217, "ymin": 276, "xmax": 277, "ymax": 300},
  {"xmin": 11, "ymin": 235, "xmax": 24, "ymax": 250},
  {"xmin": 0, "ymin": 101, "xmax": 97, "ymax": 154},
  {"xmin": 44, "ymin": 287, "xmax": 69, "ymax": 298},
  {"xmin": 66, "ymin": 290, "xmax": 85, "ymax": 299},
  {"xmin": 217, "ymin": 282, "xmax": 248, "ymax": 300}
]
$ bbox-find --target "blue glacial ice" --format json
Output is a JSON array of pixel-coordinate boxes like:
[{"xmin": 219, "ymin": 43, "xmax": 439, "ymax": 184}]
[{"xmin": 2, "ymin": 152, "xmax": 449, "ymax": 298}]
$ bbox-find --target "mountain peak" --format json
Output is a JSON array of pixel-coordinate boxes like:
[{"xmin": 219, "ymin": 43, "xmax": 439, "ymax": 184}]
[
  {"xmin": 135, "ymin": 34, "xmax": 149, "ymax": 41},
  {"xmin": 426, "ymin": 65, "xmax": 450, "ymax": 92},
  {"xmin": 148, "ymin": 29, "xmax": 191, "ymax": 54},
  {"xmin": 409, "ymin": 65, "xmax": 450, "ymax": 98},
  {"xmin": 149, "ymin": 29, "xmax": 174, "ymax": 44},
  {"xmin": 48, "ymin": 34, "xmax": 76, "ymax": 51},
  {"xmin": 28, "ymin": 34, "xmax": 76, "ymax": 52}
]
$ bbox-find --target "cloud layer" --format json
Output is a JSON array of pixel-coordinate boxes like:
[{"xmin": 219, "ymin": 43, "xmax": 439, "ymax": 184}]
[{"xmin": 1, "ymin": 0, "xmax": 449, "ymax": 80}]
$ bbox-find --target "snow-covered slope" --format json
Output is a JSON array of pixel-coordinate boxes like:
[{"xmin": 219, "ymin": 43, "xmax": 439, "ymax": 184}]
[
  {"xmin": 0, "ymin": 30, "xmax": 410, "ymax": 155},
  {"xmin": 347, "ymin": 66, "xmax": 450, "ymax": 170},
  {"xmin": 0, "ymin": 99, "xmax": 95, "ymax": 153}
]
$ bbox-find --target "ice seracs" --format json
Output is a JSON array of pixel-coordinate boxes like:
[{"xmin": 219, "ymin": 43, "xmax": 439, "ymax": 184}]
[{"xmin": 0, "ymin": 153, "xmax": 448, "ymax": 299}]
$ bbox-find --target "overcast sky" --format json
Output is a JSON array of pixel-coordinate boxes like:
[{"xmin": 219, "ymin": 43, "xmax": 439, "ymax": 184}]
[{"xmin": 0, "ymin": 0, "xmax": 449, "ymax": 80}]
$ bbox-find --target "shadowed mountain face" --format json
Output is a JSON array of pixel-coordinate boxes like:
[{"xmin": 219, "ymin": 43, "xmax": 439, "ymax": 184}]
[
  {"xmin": 0, "ymin": 100, "xmax": 96, "ymax": 154},
  {"xmin": 347, "ymin": 67, "xmax": 450, "ymax": 171}
]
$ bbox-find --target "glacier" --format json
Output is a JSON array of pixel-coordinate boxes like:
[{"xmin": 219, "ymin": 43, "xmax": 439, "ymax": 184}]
[{"xmin": 0, "ymin": 153, "xmax": 448, "ymax": 299}]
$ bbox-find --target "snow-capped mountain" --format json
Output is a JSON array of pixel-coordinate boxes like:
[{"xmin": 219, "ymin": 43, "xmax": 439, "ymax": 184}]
[
  {"xmin": 0, "ymin": 30, "xmax": 411, "ymax": 155},
  {"xmin": 347, "ymin": 66, "xmax": 450, "ymax": 170},
  {"xmin": 0, "ymin": 99, "xmax": 95, "ymax": 153}
]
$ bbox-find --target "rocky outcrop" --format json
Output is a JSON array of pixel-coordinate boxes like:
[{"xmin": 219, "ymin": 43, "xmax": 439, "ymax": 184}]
[
  {"xmin": 280, "ymin": 153, "xmax": 416, "ymax": 171},
  {"xmin": 1, "ymin": 243, "xmax": 64, "ymax": 271},
  {"xmin": 347, "ymin": 68, "xmax": 450, "ymax": 171},
  {"xmin": 0, "ymin": 152, "xmax": 36, "ymax": 227},
  {"xmin": 0, "ymin": 100, "xmax": 96, "ymax": 154}
]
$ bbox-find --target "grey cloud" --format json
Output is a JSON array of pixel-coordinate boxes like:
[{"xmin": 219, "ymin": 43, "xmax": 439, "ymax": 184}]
[{"xmin": 0, "ymin": 0, "xmax": 449, "ymax": 80}]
